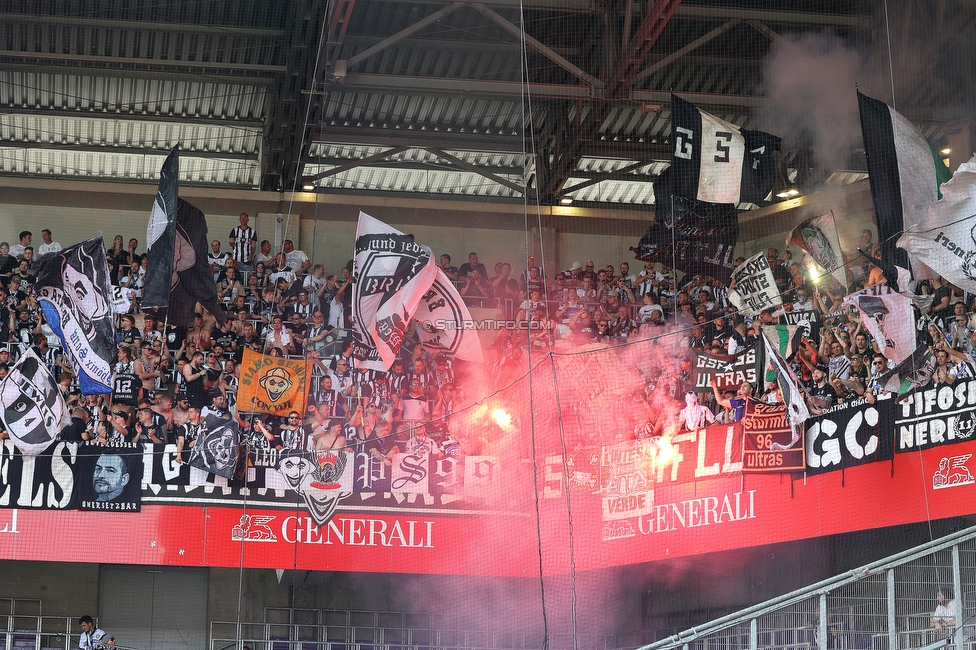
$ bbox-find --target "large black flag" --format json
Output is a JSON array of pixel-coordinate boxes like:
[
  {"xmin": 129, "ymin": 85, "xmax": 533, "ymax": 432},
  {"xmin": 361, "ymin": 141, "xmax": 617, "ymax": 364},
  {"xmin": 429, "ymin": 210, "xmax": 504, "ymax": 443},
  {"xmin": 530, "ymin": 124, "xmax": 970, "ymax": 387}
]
[
  {"xmin": 188, "ymin": 415, "xmax": 241, "ymax": 479},
  {"xmin": 35, "ymin": 237, "xmax": 117, "ymax": 394},
  {"xmin": 632, "ymin": 169, "xmax": 738, "ymax": 283},
  {"xmin": 142, "ymin": 144, "xmax": 180, "ymax": 310},
  {"xmin": 169, "ymin": 199, "xmax": 227, "ymax": 327},
  {"xmin": 670, "ymin": 94, "xmax": 780, "ymax": 204}
]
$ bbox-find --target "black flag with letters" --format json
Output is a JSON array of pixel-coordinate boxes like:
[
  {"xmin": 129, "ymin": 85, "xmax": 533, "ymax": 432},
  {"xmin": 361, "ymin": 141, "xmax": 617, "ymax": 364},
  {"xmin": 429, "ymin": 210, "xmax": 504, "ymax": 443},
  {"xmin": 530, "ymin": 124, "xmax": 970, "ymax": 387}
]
[
  {"xmin": 670, "ymin": 94, "xmax": 781, "ymax": 205},
  {"xmin": 633, "ymin": 169, "xmax": 738, "ymax": 283}
]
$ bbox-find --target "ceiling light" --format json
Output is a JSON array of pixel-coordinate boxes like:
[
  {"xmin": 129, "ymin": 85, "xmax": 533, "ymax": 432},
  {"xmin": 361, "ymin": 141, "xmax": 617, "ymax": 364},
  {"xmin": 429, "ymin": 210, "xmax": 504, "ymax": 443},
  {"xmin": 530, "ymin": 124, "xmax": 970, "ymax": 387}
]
[
  {"xmin": 559, "ymin": 197, "xmax": 573, "ymax": 205},
  {"xmin": 776, "ymin": 188, "xmax": 800, "ymax": 198},
  {"xmin": 302, "ymin": 183, "xmax": 315, "ymax": 191}
]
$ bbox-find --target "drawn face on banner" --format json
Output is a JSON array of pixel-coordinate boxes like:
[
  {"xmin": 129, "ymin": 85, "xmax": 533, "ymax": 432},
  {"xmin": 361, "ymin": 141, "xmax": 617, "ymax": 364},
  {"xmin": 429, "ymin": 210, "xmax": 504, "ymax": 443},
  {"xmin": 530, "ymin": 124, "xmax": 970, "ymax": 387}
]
[
  {"xmin": 801, "ymin": 224, "xmax": 837, "ymax": 270},
  {"xmin": 93, "ymin": 454, "xmax": 130, "ymax": 501},
  {"xmin": 63, "ymin": 249, "xmax": 109, "ymax": 331},
  {"xmin": 197, "ymin": 423, "xmax": 237, "ymax": 475},
  {"xmin": 276, "ymin": 450, "xmax": 351, "ymax": 526},
  {"xmin": 258, "ymin": 367, "xmax": 294, "ymax": 403}
]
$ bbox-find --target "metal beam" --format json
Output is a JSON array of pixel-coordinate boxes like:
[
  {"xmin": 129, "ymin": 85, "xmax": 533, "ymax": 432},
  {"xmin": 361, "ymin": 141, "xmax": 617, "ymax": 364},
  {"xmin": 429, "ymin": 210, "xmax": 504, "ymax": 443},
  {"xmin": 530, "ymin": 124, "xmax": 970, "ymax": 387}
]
[
  {"xmin": 424, "ymin": 147, "xmax": 529, "ymax": 195},
  {"xmin": 559, "ymin": 160, "xmax": 650, "ymax": 194},
  {"xmin": 0, "ymin": 51, "xmax": 287, "ymax": 74},
  {"xmin": 345, "ymin": 3, "xmax": 465, "ymax": 68},
  {"xmin": 673, "ymin": 5, "xmax": 870, "ymax": 27},
  {"xmin": 609, "ymin": 0, "xmax": 682, "ymax": 92},
  {"xmin": 342, "ymin": 72, "xmax": 597, "ymax": 98},
  {"xmin": 746, "ymin": 20, "xmax": 781, "ymax": 42},
  {"xmin": 310, "ymin": 126, "xmax": 671, "ymax": 159},
  {"xmin": 302, "ymin": 145, "xmax": 409, "ymax": 181},
  {"xmin": 313, "ymin": 126, "xmax": 526, "ymax": 152},
  {"xmin": 0, "ymin": 12, "xmax": 286, "ymax": 36},
  {"xmin": 0, "ymin": 140, "xmax": 258, "ymax": 161},
  {"xmin": 0, "ymin": 105, "xmax": 266, "ymax": 130},
  {"xmin": 0, "ymin": 62, "xmax": 278, "ymax": 85},
  {"xmin": 634, "ymin": 19, "xmax": 740, "ymax": 82},
  {"xmin": 471, "ymin": 3, "xmax": 604, "ymax": 87}
]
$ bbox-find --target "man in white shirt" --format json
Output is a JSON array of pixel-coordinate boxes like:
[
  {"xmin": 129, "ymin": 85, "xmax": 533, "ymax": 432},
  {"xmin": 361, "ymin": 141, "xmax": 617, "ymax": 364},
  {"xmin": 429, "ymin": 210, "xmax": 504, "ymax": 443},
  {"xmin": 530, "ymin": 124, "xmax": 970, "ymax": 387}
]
[
  {"xmin": 38, "ymin": 229, "xmax": 62, "ymax": 255},
  {"xmin": 282, "ymin": 240, "xmax": 311, "ymax": 275},
  {"xmin": 8, "ymin": 231, "xmax": 30, "ymax": 258},
  {"xmin": 208, "ymin": 240, "xmax": 230, "ymax": 281},
  {"xmin": 78, "ymin": 615, "xmax": 109, "ymax": 650}
]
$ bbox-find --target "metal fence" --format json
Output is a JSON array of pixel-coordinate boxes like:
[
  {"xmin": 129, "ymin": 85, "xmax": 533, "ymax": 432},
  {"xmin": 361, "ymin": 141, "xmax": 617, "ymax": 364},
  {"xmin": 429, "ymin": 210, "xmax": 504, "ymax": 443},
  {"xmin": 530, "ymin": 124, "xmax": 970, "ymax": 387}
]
[{"xmin": 639, "ymin": 525, "xmax": 976, "ymax": 650}]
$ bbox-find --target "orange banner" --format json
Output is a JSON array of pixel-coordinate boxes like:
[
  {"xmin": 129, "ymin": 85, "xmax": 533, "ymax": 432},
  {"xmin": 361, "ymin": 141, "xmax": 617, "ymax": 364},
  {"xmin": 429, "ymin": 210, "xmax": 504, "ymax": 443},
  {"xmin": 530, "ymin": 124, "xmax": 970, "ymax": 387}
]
[{"xmin": 237, "ymin": 349, "xmax": 312, "ymax": 416}]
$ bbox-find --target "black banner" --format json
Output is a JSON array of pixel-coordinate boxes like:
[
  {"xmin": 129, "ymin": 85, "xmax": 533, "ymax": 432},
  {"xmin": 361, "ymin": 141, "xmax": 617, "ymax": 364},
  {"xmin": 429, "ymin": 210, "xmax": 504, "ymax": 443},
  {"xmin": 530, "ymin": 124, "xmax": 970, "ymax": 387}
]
[
  {"xmin": 169, "ymin": 199, "xmax": 226, "ymax": 327},
  {"xmin": 805, "ymin": 396, "xmax": 897, "ymax": 475},
  {"xmin": 895, "ymin": 380, "xmax": 976, "ymax": 452},
  {"xmin": 633, "ymin": 169, "xmax": 738, "ymax": 284},
  {"xmin": 688, "ymin": 341, "xmax": 762, "ymax": 392}
]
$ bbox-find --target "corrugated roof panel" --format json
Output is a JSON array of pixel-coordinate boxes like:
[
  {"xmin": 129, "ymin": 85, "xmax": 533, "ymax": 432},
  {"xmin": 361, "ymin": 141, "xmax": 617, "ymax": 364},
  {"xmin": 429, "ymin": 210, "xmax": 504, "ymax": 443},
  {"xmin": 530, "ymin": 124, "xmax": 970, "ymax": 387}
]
[
  {"xmin": 0, "ymin": 148, "xmax": 257, "ymax": 185},
  {"xmin": 303, "ymin": 162, "xmax": 525, "ymax": 199},
  {"xmin": 0, "ymin": 114, "xmax": 260, "ymax": 154},
  {"xmin": 0, "ymin": 71, "xmax": 268, "ymax": 121}
]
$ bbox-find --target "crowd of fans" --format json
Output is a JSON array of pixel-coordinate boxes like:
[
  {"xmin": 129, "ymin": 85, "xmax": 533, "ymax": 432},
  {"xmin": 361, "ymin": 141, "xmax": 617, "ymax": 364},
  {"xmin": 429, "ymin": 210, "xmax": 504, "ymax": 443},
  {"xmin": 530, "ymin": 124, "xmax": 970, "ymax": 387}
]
[{"xmin": 0, "ymin": 218, "xmax": 971, "ymax": 463}]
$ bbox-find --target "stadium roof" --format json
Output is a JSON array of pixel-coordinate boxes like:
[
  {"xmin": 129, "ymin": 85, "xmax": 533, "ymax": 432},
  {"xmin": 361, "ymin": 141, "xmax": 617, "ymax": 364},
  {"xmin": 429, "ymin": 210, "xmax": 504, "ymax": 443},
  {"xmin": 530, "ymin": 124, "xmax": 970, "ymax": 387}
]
[{"xmin": 0, "ymin": 1, "xmax": 966, "ymax": 209}]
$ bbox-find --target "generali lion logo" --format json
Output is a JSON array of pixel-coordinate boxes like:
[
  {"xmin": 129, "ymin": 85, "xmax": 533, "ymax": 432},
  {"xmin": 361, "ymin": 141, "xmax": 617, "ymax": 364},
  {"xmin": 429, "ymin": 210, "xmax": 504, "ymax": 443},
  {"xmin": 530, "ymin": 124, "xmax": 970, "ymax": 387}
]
[
  {"xmin": 933, "ymin": 454, "xmax": 975, "ymax": 490},
  {"xmin": 231, "ymin": 514, "xmax": 277, "ymax": 541}
]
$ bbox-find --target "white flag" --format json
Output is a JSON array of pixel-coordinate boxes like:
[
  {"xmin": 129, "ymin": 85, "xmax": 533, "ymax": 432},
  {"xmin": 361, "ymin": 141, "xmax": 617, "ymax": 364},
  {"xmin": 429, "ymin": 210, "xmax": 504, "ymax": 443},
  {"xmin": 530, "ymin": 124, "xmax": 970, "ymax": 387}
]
[
  {"xmin": 844, "ymin": 284, "xmax": 916, "ymax": 365},
  {"xmin": 414, "ymin": 271, "xmax": 484, "ymax": 364},
  {"xmin": 899, "ymin": 156, "xmax": 976, "ymax": 295},
  {"xmin": 727, "ymin": 252, "xmax": 782, "ymax": 316},
  {"xmin": 0, "ymin": 349, "xmax": 71, "ymax": 456},
  {"xmin": 352, "ymin": 212, "xmax": 438, "ymax": 371}
]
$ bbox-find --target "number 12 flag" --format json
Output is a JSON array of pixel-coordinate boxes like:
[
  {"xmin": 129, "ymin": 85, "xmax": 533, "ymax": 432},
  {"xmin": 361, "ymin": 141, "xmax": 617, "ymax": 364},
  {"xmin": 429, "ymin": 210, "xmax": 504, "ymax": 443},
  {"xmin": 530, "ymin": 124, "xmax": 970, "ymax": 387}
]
[{"xmin": 670, "ymin": 94, "xmax": 781, "ymax": 205}]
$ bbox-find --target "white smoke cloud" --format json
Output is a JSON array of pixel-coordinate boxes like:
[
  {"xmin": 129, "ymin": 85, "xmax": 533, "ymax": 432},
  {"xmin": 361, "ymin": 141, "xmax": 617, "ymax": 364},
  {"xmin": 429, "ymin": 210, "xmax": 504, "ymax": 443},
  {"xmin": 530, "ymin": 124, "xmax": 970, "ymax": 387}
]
[{"xmin": 760, "ymin": 33, "xmax": 872, "ymax": 179}]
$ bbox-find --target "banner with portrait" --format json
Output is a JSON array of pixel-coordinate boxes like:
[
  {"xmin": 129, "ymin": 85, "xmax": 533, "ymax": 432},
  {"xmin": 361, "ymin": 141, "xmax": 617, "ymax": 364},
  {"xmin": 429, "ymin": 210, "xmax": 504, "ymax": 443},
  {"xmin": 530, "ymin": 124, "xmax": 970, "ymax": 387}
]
[{"xmin": 34, "ymin": 237, "xmax": 117, "ymax": 394}]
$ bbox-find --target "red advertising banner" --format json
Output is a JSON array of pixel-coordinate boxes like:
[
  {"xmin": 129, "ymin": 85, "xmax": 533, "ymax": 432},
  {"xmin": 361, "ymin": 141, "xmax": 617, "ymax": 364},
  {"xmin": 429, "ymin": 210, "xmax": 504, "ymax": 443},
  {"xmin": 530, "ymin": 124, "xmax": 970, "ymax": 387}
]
[
  {"xmin": 741, "ymin": 402, "xmax": 804, "ymax": 471},
  {"xmin": 1, "ymin": 426, "xmax": 975, "ymax": 576}
]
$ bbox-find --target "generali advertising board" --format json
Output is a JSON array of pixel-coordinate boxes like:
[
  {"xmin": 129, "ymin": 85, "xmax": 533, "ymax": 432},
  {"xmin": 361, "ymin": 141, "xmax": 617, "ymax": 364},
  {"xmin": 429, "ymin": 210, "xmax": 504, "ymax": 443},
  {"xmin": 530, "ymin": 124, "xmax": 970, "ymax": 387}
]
[{"xmin": 1, "ymin": 402, "xmax": 975, "ymax": 576}]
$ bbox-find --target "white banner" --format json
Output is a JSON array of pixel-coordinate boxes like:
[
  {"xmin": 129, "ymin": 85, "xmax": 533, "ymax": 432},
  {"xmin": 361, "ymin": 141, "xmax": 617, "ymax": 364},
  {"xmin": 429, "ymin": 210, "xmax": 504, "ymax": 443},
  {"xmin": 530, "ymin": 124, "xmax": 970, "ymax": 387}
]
[{"xmin": 727, "ymin": 252, "xmax": 782, "ymax": 316}]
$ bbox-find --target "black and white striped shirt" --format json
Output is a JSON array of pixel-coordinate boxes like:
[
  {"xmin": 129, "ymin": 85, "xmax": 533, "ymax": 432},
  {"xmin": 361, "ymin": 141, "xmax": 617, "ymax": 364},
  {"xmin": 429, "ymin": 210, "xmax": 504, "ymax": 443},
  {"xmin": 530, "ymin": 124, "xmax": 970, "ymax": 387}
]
[{"xmin": 228, "ymin": 225, "xmax": 256, "ymax": 264}]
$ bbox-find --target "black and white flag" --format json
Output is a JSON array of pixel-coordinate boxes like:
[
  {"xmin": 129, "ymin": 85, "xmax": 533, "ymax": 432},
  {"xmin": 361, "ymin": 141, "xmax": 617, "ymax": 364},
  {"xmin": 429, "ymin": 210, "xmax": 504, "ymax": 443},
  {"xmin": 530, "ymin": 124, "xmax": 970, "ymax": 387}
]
[
  {"xmin": 859, "ymin": 91, "xmax": 952, "ymax": 278},
  {"xmin": 35, "ymin": 237, "xmax": 117, "ymax": 394},
  {"xmin": 168, "ymin": 199, "xmax": 226, "ymax": 327},
  {"xmin": 414, "ymin": 270, "xmax": 483, "ymax": 363},
  {"xmin": 728, "ymin": 252, "xmax": 782, "ymax": 316},
  {"xmin": 187, "ymin": 415, "xmax": 241, "ymax": 480},
  {"xmin": 670, "ymin": 94, "xmax": 781, "ymax": 205},
  {"xmin": 0, "ymin": 349, "xmax": 70, "ymax": 456},
  {"xmin": 142, "ymin": 144, "xmax": 180, "ymax": 310},
  {"xmin": 844, "ymin": 284, "xmax": 916, "ymax": 365},
  {"xmin": 352, "ymin": 212, "xmax": 438, "ymax": 371},
  {"xmin": 761, "ymin": 329, "xmax": 810, "ymax": 433}
]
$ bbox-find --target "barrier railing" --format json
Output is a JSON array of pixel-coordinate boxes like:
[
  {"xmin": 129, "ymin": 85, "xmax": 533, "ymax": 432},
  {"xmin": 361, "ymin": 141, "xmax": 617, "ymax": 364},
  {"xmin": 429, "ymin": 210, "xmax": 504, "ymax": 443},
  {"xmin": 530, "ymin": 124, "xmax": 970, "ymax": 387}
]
[{"xmin": 638, "ymin": 524, "xmax": 976, "ymax": 650}]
